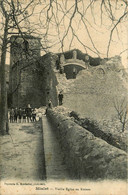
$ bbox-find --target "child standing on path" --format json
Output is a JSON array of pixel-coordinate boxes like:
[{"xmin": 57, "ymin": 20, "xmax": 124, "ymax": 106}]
[
  {"xmin": 25, "ymin": 104, "xmax": 32, "ymax": 122},
  {"xmin": 22, "ymin": 108, "xmax": 26, "ymax": 123},
  {"xmin": 32, "ymin": 109, "xmax": 36, "ymax": 122},
  {"xmin": 14, "ymin": 107, "xmax": 18, "ymax": 122},
  {"xmin": 10, "ymin": 108, "xmax": 14, "ymax": 123},
  {"xmin": 18, "ymin": 108, "xmax": 22, "ymax": 123}
]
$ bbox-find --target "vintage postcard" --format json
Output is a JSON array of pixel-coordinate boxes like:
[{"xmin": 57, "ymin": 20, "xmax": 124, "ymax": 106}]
[{"xmin": 0, "ymin": 0, "xmax": 127, "ymax": 194}]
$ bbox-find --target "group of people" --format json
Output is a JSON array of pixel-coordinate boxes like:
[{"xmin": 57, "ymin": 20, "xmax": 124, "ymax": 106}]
[
  {"xmin": 9, "ymin": 104, "xmax": 36, "ymax": 123},
  {"xmin": 9, "ymin": 91, "xmax": 64, "ymax": 123}
]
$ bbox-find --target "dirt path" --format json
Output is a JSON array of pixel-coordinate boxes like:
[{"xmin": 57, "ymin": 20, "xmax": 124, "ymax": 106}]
[
  {"xmin": 42, "ymin": 116, "xmax": 70, "ymax": 180},
  {"xmin": 0, "ymin": 121, "xmax": 46, "ymax": 181}
]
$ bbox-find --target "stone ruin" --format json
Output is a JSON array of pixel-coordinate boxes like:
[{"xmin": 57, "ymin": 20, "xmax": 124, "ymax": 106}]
[{"xmin": 8, "ymin": 35, "xmax": 127, "ymax": 114}]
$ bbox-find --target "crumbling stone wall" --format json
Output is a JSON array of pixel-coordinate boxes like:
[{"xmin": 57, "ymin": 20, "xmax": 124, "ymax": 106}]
[
  {"xmin": 10, "ymin": 35, "xmax": 41, "ymax": 66},
  {"xmin": 10, "ymin": 45, "xmax": 127, "ymax": 114},
  {"xmin": 10, "ymin": 52, "xmax": 58, "ymax": 108},
  {"xmin": 10, "ymin": 59, "xmax": 41, "ymax": 108},
  {"xmin": 18, "ymin": 63, "xmax": 41, "ymax": 107},
  {"xmin": 9, "ymin": 35, "xmax": 41, "ymax": 108},
  {"xmin": 47, "ymin": 108, "xmax": 127, "ymax": 180},
  {"xmin": 55, "ymin": 56, "xmax": 127, "ymax": 121},
  {"xmin": 57, "ymin": 49, "xmax": 101, "ymax": 66},
  {"xmin": 36, "ymin": 53, "xmax": 58, "ymax": 107}
]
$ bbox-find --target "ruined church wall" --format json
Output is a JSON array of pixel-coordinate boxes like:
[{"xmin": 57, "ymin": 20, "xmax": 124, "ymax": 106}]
[
  {"xmin": 36, "ymin": 53, "xmax": 58, "ymax": 107},
  {"xmin": 10, "ymin": 61, "xmax": 42, "ymax": 108},
  {"xmin": 9, "ymin": 36, "xmax": 42, "ymax": 108},
  {"xmin": 56, "ymin": 56, "xmax": 127, "ymax": 121},
  {"xmin": 19, "ymin": 64, "xmax": 42, "ymax": 108},
  {"xmin": 10, "ymin": 53, "xmax": 59, "ymax": 108}
]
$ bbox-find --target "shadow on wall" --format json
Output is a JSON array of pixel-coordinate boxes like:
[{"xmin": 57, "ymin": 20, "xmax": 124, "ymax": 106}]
[
  {"xmin": 64, "ymin": 64, "xmax": 85, "ymax": 79},
  {"xmin": 36, "ymin": 54, "xmax": 58, "ymax": 107}
]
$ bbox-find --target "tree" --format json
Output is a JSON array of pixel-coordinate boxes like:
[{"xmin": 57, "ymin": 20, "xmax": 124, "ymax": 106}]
[
  {"xmin": 38, "ymin": 0, "xmax": 128, "ymax": 58},
  {"xmin": 0, "ymin": 0, "xmax": 127, "ymax": 134},
  {"xmin": 114, "ymin": 98, "xmax": 128, "ymax": 132},
  {"xmin": 0, "ymin": 0, "xmax": 41, "ymax": 134}
]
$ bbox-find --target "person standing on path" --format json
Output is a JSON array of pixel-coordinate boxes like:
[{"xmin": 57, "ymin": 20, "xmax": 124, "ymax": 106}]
[
  {"xmin": 48, "ymin": 99, "xmax": 53, "ymax": 108},
  {"xmin": 10, "ymin": 108, "xmax": 14, "ymax": 123},
  {"xmin": 32, "ymin": 108, "xmax": 36, "ymax": 122},
  {"xmin": 18, "ymin": 108, "xmax": 22, "ymax": 123},
  {"xmin": 22, "ymin": 108, "xmax": 26, "ymax": 123},
  {"xmin": 45, "ymin": 100, "xmax": 53, "ymax": 115},
  {"xmin": 25, "ymin": 104, "xmax": 32, "ymax": 123},
  {"xmin": 14, "ymin": 107, "xmax": 18, "ymax": 123},
  {"xmin": 58, "ymin": 91, "xmax": 63, "ymax": 106}
]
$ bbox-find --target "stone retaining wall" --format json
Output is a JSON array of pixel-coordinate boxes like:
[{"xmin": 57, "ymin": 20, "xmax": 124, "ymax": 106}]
[
  {"xmin": 47, "ymin": 109, "xmax": 127, "ymax": 180},
  {"xmin": 69, "ymin": 111, "xmax": 127, "ymax": 152}
]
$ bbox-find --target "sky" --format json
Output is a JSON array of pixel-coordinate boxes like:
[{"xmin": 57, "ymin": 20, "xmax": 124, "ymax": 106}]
[{"xmin": 3, "ymin": 0, "xmax": 128, "ymax": 69}]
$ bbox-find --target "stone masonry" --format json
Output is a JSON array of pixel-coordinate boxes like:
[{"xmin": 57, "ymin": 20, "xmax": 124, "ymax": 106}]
[
  {"xmin": 9, "ymin": 36, "xmax": 59, "ymax": 108},
  {"xmin": 47, "ymin": 108, "xmax": 127, "ymax": 180}
]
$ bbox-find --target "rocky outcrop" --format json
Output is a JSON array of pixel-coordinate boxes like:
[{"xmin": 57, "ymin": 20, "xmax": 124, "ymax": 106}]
[{"xmin": 47, "ymin": 108, "xmax": 127, "ymax": 180}]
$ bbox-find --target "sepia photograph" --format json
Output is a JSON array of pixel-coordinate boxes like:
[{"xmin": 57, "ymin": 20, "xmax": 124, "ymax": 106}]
[{"xmin": 0, "ymin": 0, "xmax": 128, "ymax": 194}]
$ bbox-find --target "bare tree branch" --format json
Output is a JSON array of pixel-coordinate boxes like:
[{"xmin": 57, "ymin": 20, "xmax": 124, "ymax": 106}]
[
  {"xmin": 114, "ymin": 98, "xmax": 128, "ymax": 132},
  {"xmin": 107, "ymin": 11, "xmax": 128, "ymax": 58}
]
